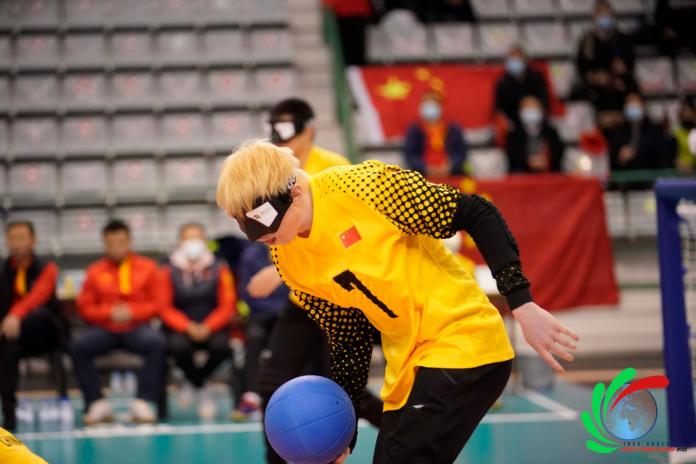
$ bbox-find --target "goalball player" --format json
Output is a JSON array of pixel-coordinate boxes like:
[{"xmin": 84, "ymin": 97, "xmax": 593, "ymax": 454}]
[{"xmin": 216, "ymin": 140, "xmax": 579, "ymax": 463}]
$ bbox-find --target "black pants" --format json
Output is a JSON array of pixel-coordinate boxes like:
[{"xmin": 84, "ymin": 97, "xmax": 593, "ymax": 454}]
[
  {"xmin": 168, "ymin": 330, "xmax": 231, "ymax": 388},
  {"xmin": 373, "ymin": 360, "xmax": 513, "ymax": 464},
  {"xmin": 0, "ymin": 308, "xmax": 65, "ymax": 429},
  {"xmin": 258, "ymin": 302, "xmax": 383, "ymax": 464},
  {"xmin": 243, "ymin": 315, "xmax": 278, "ymax": 394},
  {"xmin": 69, "ymin": 325, "xmax": 166, "ymax": 408}
]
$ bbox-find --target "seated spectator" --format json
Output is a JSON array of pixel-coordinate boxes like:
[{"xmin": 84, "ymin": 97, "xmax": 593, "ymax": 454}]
[
  {"xmin": 159, "ymin": 223, "xmax": 235, "ymax": 419},
  {"xmin": 69, "ymin": 220, "xmax": 164, "ymax": 425},
  {"xmin": 655, "ymin": 0, "xmax": 696, "ymax": 56},
  {"xmin": 404, "ymin": 89, "xmax": 468, "ymax": 177},
  {"xmin": 674, "ymin": 99, "xmax": 696, "ymax": 173},
  {"xmin": 231, "ymin": 241, "xmax": 289, "ymax": 421},
  {"xmin": 575, "ymin": 1, "xmax": 637, "ymax": 131},
  {"xmin": 505, "ymin": 96, "xmax": 565, "ymax": 173},
  {"xmin": 608, "ymin": 92, "xmax": 676, "ymax": 171},
  {"xmin": 494, "ymin": 44, "xmax": 549, "ymax": 129},
  {"xmin": 0, "ymin": 221, "xmax": 65, "ymax": 431}
]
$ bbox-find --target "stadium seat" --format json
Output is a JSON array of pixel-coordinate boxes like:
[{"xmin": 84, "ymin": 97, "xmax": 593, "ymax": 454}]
[
  {"xmin": 209, "ymin": 111, "xmax": 257, "ymax": 151},
  {"xmin": 199, "ymin": 0, "xmax": 250, "ymax": 25},
  {"xmin": 61, "ymin": 116, "xmax": 109, "ymax": 157},
  {"xmin": 160, "ymin": 113, "xmax": 208, "ymax": 153},
  {"xmin": 250, "ymin": 0, "xmax": 289, "ymax": 24},
  {"xmin": 568, "ymin": 21, "xmax": 592, "ymax": 45},
  {"xmin": 111, "ymin": 71, "xmax": 156, "ymax": 110},
  {"xmin": 0, "ymin": 120, "xmax": 7, "ymax": 157},
  {"xmin": 613, "ymin": 0, "xmax": 644, "ymax": 14},
  {"xmin": 64, "ymin": 0, "xmax": 110, "ymax": 28},
  {"xmin": 8, "ymin": 162, "xmax": 57, "ymax": 204},
  {"xmin": 111, "ymin": 114, "xmax": 160, "ymax": 155},
  {"xmin": 635, "ymin": 58, "xmax": 675, "ymax": 95},
  {"xmin": 603, "ymin": 191, "xmax": 626, "ymax": 237},
  {"xmin": 381, "ymin": 10, "xmax": 428, "ymax": 62},
  {"xmin": 111, "ymin": 0, "xmax": 156, "ymax": 27},
  {"xmin": 206, "ymin": 69, "xmax": 252, "ymax": 106},
  {"xmin": 0, "ymin": 37, "xmax": 11, "ymax": 69},
  {"xmin": 203, "ymin": 29, "xmax": 245, "ymax": 65},
  {"xmin": 114, "ymin": 206, "xmax": 161, "ymax": 251},
  {"xmin": 7, "ymin": 210, "xmax": 59, "ymax": 254},
  {"xmin": 471, "ymin": 0, "xmax": 509, "ymax": 18},
  {"xmin": 432, "ymin": 24, "xmax": 476, "ymax": 60},
  {"xmin": 468, "ymin": 148, "xmax": 508, "ymax": 179},
  {"xmin": 61, "ymin": 161, "xmax": 108, "ymax": 203},
  {"xmin": 512, "ymin": 0, "xmax": 555, "ymax": 16},
  {"xmin": 480, "ymin": 23, "xmax": 520, "ymax": 58},
  {"xmin": 59, "ymin": 208, "xmax": 108, "ymax": 253},
  {"xmin": 253, "ymin": 68, "xmax": 298, "ymax": 105},
  {"xmin": 556, "ymin": 102, "xmax": 594, "ymax": 143},
  {"xmin": 558, "ymin": 0, "xmax": 593, "ymax": 15},
  {"xmin": 157, "ymin": 30, "xmax": 201, "ymax": 66},
  {"xmin": 159, "ymin": 70, "xmax": 204, "ymax": 108},
  {"xmin": 112, "ymin": 159, "xmax": 159, "ymax": 201},
  {"xmin": 677, "ymin": 58, "xmax": 696, "ymax": 93},
  {"xmin": 11, "ymin": 117, "xmax": 60, "ymax": 158},
  {"xmin": 0, "ymin": 0, "xmax": 59, "ymax": 28},
  {"xmin": 250, "ymin": 29, "xmax": 293, "ymax": 64},
  {"xmin": 163, "ymin": 157, "xmax": 209, "ymax": 200},
  {"xmin": 63, "ymin": 33, "xmax": 108, "ymax": 68},
  {"xmin": 11, "ymin": 75, "xmax": 60, "ymax": 112},
  {"xmin": 111, "ymin": 31, "xmax": 154, "ymax": 67},
  {"xmin": 522, "ymin": 21, "xmax": 569, "ymax": 57},
  {"xmin": 0, "ymin": 76, "xmax": 7, "ymax": 107},
  {"xmin": 0, "ymin": 163, "xmax": 5, "ymax": 195},
  {"xmin": 211, "ymin": 206, "xmax": 245, "ymax": 238},
  {"xmin": 62, "ymin": 73, "xmax": 108, "ymax": 111},
  {"xmin": 15, "ymin": 34, "xmax": 59, "ymax": 69},
  {"xmin": 549, "ymin": 60, "xmax": 574, "ymax": 99},
  {"xmin": 366, "ymin": 26, "xmax": 388, "ymax": 62},
  {"xmin": 155, "ymin": 0, "xmax": 205, "ymax": 27}
]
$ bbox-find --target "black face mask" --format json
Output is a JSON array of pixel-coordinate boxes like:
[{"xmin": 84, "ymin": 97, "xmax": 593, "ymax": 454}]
[
  {"xmin": 267, "ymin": 119, "xmax": 310, "ymax": 144},
  {"xmin": 680, "ymin": 119, "xmax": 695, "ymax": 131},
  {"xmin": 239, "ymin": 177, "xmax": 296, "ymax": 242}
]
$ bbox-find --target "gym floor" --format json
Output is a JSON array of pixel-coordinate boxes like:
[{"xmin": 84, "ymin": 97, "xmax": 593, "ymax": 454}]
[{"xmin": 16, "ymin": 381, "xmax": 673, "ymax": 464}]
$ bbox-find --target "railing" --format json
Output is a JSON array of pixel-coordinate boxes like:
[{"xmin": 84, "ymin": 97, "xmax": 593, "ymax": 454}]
[{"xmin": 321, "ymin": 6, "xmax": 359, "ymax": 163}]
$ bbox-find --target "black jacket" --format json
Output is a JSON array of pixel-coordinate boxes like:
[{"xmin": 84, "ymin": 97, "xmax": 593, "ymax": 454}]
[
  {"xmin": 494, "ymin": 68, "xmax": 550, "ymax": 126},
  {"xmin": 608, "ymin": 118, "xmax": 676, "ymax": 171},
  {"xmin": 505, "ymin": 123, "xmax": 565, "ymax": 173}
]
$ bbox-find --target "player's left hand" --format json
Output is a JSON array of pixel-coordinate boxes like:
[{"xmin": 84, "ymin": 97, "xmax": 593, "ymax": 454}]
[
  {"xmin": 512, "ymin": 301, "xmax": 579, "ymax": 373},
  {"xmin": 332, "ymin": 447, "xmax": 350, "ymax": 464}
]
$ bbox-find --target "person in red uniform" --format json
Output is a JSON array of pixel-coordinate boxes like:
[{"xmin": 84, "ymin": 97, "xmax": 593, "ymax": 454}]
[
  {"xmin": 69, "ymin": 219, "xmax": 165, "ymax": 425},
  {"xmin": 0, "ymin": 221, "xmax": 65, "ymax": 431},
  {"xmin": 159, "ymin": 223, "xmax": 235, "ymax": 418}
]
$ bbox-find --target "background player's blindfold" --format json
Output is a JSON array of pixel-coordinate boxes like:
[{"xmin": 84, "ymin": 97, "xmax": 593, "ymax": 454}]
[
  {"xmin": 239, "ymin": 177, "xmax": 296, "ymax": 241},
  {"xmin": 267, "ymin": 119, "xmax": 310, "ymax": 144}
]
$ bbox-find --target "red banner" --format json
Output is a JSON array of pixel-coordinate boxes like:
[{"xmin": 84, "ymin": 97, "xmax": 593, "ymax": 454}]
[
  {"xmin": 445, "ymin": 174, "xmax": 619, "ymax": 311},
  {"xmin": 347, "ymin": 63, "xmax": 564, "ymax": 144}
]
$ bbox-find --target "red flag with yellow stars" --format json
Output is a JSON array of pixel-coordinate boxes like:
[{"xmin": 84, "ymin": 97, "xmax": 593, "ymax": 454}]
[{"xmin": 347, "ymin": 63, "xmax": 564, "ymax": 144}]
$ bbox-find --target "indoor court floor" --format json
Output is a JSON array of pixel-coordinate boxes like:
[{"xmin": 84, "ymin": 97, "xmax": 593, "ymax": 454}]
[{"xmin": 15, "ymin": 381, "xmax": 674, "ymax": 464}]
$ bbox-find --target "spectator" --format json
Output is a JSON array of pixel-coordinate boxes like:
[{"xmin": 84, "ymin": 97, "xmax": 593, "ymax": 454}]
[
  {"xmin": 159, "ymin": 223, "xmax": 235, "ymax": 419},
  {"xmin": 0, "ymin": 221, "xmax": 65, "ymax": 431},
  {"xmin": 505, "ymin": 95, "xmax": 565, "ymax": 173},
  {"xmin": 70, "ymin": 220, "xmax": 164, "ymax": 425},
  {"xmin": 404, "ymin": 89, "xmax": 468, "ymax": 177},
  {"xmin": 674, "ymin": 99, "xmax": 696, "ymax": 173},
  {"xmin": 608, "ymin": 92, "xmax": 676, "ymax": 171},
  {"xmin": 654, "ymin": 0, "xmax": 696, "ymax": 56},
  {"xmin": 494, "ymin": 44, "xmax": 550, "ymax": 129},
  {"xmin": 231, "ymin": 241, "xmax": 289, "ymax": 422}
]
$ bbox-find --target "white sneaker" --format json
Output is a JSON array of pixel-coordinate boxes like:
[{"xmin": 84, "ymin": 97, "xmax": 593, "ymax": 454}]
[
  {"xmin": 130, "ymin": 399, "xmax": 156, "ymax": 424},
  {"xmin": 83, "ymin": 399, "xmax": 113, "ymax": 425}
]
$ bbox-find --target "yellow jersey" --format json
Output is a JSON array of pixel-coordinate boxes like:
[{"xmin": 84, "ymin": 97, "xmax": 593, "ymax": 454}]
[
  {"xmin": 0, "ymin": 428, "xmax": 48, "ymax": 464},
  {"xmin": 271, "ymin": 161, "xmax": 514, "ymax": 412}
]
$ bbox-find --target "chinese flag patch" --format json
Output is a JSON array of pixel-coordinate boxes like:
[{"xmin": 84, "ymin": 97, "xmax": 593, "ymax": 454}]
[{"xmin": 339, "ymin": 226, "xmax": 361, "ymax": 248}]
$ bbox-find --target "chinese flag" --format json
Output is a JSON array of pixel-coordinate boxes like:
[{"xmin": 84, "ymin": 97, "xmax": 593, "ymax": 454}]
[{"xmin": 339, "ymin": 226, "xmax": 362, "ymax": 248}]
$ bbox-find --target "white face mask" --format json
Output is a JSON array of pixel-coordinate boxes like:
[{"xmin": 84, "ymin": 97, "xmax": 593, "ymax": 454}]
[{"xmin": 181, "ymin": 239, "xmax": 207, "ymax": 262}]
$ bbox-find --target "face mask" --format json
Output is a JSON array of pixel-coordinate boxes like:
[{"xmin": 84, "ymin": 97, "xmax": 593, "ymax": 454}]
[
  {"xmin": 520, "ymin": 107, "xmax": 543, "ymax": 126},
  {"xmin": 624, "ymin": 104, "xmax": 643, "ymax": 122},
  {"xmin": 420, "ymin": 101, "xmax": 442, "ymax": 122},
  {"xmin": 596, "ymin": 15, "xmax": 614, "ymax": 31},
  {"xmin": 181, "ymin": 239, "xmax": 207, "ymax": 262},
  {"xmin": 505, "ymin": 57, "xmax": 526, "ymax": 76}
]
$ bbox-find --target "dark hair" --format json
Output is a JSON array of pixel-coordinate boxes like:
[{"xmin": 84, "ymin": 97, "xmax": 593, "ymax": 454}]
[
  {"xmin": 178, "ymin": 222, "xmax": 205, "ymax": 239},
  {"xmin": 6, "ymin": 220, "xmax": 35, "ymax": 236},
  {"xmin": 102, "ymin": 219, "xmax": 130, "ymax": 237},
  {"xmin": 269, "ymin": 98, "xmax": 315, "ymax": 123},
  {"xmin": 594, "ymin": 0, "xmax": 614, "ymax": 14}
]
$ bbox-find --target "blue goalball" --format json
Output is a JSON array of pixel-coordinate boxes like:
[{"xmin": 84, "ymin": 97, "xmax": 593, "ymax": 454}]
[{"xmin": 264, "ymin": 375, "xmax": 356, "ymax": 464}]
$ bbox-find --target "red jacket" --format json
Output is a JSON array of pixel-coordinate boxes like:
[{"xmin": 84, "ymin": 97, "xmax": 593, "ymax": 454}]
[
  {"xmin": 77, "ymin": 253, "xmax": 159, "ymax": 332},
  {"xmin": 1, "ymin": 257, "xmax": 59, "ymax": 319}
]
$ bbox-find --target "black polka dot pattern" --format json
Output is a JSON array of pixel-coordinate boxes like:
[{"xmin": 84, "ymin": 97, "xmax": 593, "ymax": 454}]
[
  {"xmin": 318, "ymin": 161, "xmax": 461, "ymax": 238},
  {"xmin": 494, "ymin": 262, "xmax": 531, "ymax": 296},
  {"xmin": 269, "ymin": 248, "xmax": 374, "ymax": 408}
]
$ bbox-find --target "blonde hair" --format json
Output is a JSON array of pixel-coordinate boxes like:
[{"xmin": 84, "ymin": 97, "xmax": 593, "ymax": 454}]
[{"xmin": 216, "ymin": 139, "xmax": 300, "ymax": 218}]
